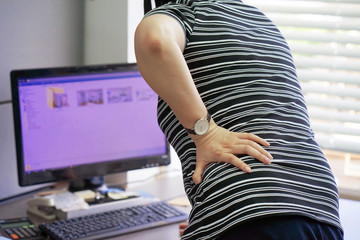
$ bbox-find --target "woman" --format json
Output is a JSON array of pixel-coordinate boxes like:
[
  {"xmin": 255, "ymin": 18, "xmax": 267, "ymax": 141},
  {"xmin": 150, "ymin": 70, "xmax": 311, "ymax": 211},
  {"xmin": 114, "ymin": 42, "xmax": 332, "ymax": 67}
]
[{"xmin": 135, "ymin": 0, "xmax": 344, "ymax": 239}]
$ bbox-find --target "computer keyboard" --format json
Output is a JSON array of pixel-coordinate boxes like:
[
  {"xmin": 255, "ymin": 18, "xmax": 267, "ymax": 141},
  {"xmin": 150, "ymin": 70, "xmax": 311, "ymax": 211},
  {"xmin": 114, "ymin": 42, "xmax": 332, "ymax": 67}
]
[{"xmin": 38, "ymin": 201, "xmax": 188, "ymax": 240}]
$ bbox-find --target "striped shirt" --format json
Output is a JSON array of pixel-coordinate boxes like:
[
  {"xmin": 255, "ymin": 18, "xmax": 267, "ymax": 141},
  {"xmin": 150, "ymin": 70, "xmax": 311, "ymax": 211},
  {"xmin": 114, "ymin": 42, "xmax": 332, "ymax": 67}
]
[{"xmin": 146, "ymin": 0, "xmax": 343, "ymax": 239}]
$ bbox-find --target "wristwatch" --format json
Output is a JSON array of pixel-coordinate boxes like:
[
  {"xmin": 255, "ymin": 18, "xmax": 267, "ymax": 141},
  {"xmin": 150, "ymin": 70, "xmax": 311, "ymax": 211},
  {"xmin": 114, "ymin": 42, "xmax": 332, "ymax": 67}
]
[{"xmin": 185, "ymin": 112, "xmax": 211, "ymax": 135}]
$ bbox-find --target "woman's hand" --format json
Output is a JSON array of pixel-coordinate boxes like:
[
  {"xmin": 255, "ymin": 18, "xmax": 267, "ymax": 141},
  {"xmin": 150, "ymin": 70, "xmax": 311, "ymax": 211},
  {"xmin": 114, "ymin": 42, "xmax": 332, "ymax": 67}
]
[
  {"xmin": 191, "ymin": 120, "xmax": 273, "ymax": 184},
  {"xmin": 179, "ymin": 221, "xmax": 189, "ymax": 237}
]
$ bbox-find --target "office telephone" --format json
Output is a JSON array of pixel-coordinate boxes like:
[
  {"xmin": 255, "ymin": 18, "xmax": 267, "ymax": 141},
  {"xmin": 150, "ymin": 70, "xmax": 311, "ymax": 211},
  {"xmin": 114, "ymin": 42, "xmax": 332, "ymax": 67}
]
[
  {"xmin": 27, "ymin": 196, "xmax": 57, "ymax": 220},
  {"xmin": 0, "ymin": 217, "xmax": 44, "ymax": 240},
  {"xmin": 27, "ymin": 191, "xmax": 88, "ymax": 220}
]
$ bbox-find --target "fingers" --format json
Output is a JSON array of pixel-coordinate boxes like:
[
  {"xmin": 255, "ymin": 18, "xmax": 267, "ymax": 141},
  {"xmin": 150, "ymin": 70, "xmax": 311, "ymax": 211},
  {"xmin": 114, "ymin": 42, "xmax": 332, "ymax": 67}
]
[
  {"xmin": 234, "ymin": 139, "xmax": 273, "ymax": 164},
  {"xmin": 193, "ymin": 151, "xmax": 253, "ymax": 185},
  {"xmin": 231, "ymin": 132, "xmax": 273, "ymax": 162},
  {"xmin": 238, "ymin": 132, "xmax": 270, "ymax": 147},
  {"xmin": 224, "ymin": 153, "xmax": 252, "ymax": 173},
  {"xmin": 179, "ymin": 221, "xmax": 188, "ymax": 237},
  {"xmin": 191, "ymin": 128, "xmax": 273, "ymax": 185},
  {"xmin": 193, "ymin": 160, "xmax": 207, "ymax": 184},
  {"xmin": 179, "ymin": 228, "xmax": 186, "ymax": 237},
  {"xmin": 192, "ymin": 150, "xmax": 273, "ymax": 184}
]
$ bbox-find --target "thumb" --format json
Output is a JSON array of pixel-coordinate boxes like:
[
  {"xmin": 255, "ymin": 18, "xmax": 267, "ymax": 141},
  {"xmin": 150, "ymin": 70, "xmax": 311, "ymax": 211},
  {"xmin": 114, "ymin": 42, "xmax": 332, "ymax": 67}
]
[{"xmin": 192, "ymin": 158, "xmax": 208, "ymax": 185}]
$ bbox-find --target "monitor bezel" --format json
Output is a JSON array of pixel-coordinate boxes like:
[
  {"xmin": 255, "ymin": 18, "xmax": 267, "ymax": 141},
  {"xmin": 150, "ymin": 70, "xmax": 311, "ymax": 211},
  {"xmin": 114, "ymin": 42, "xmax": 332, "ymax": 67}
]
[{"xmin": 11, "ymin": 63, "xmax": 170, "ymax": 187}]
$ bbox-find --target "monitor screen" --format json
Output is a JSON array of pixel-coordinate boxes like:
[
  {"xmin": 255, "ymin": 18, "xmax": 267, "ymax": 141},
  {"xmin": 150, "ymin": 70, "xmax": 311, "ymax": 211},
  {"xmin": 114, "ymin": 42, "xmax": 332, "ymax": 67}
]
[{"xmin": 11, "ymin": 63, "xmax": 170, "ymax": 188}]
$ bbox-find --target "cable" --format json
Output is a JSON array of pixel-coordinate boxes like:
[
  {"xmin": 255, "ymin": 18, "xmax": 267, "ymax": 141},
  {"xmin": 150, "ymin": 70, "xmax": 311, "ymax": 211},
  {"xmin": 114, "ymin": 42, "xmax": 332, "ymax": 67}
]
[
  {"xmin": 0, "ymin": 99, "xmax": 12, "ymax": 105},
  {"xmin": 109, "ymin": 168, "xmax": 182, "ymax": 188}
]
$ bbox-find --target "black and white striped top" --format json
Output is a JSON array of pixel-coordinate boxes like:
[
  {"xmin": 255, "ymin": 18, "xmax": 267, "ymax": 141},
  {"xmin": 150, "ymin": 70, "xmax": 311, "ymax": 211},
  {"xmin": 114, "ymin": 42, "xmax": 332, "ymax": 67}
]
[{"xmin": 147, "ymin": 0, "xmax": 343, "ymax": 239}]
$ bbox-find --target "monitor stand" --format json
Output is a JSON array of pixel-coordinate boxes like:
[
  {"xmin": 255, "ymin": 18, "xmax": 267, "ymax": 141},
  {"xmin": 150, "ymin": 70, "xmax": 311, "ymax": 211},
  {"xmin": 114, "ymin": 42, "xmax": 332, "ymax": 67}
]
[
  {"xmin": 68, "ymin": 172, "xmax": 128, "ymax": 192},
  {"xmin": 68, "ymin": 176, "xmax": 109, "ymax": 192}
]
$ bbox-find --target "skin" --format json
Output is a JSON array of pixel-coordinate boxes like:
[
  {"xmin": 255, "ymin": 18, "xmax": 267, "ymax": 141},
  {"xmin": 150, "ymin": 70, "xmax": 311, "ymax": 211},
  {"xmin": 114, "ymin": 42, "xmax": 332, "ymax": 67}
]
[{"xmin": 134, "ymin": 13, "xmax": 273, "ymax": 236}]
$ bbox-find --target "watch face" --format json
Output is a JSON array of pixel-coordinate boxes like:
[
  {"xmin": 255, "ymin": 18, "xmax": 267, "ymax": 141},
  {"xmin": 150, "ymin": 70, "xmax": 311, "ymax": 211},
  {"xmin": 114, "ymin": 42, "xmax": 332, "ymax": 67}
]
[{"xmin": 194, "ymin": 118, "xmax": 209, "ymax": 135}]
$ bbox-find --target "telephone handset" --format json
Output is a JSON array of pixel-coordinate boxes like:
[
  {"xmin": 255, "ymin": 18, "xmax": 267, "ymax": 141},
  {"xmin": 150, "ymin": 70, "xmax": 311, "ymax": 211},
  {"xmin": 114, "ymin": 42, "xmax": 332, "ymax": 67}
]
[
  {"xmin": 27, "ymin": 196, "xmax": 57, "ymax": 220},
  {"xmin": 26, "ymin": 191, "xmax": 88, "ymax": 220}
]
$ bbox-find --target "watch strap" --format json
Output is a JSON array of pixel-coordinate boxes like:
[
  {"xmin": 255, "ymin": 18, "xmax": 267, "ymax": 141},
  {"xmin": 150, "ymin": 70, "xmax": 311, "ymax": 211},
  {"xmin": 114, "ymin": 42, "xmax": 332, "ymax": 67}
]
[{"xmin": 185, "ymin": 112, "xmax": 211, "ymax": 135}]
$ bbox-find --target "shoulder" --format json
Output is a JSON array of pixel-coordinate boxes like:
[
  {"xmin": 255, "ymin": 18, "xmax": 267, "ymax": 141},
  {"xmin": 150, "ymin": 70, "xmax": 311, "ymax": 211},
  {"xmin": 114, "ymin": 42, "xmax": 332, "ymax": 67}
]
[{"xmin": 145, "ymin": 1, "xmax": 197, "ymax": 33}]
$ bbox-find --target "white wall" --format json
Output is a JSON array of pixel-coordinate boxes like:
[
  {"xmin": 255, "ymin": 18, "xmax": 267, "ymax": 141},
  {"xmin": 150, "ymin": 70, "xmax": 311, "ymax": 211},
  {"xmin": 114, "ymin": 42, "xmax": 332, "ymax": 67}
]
[
  {"xmin": 83, "ymin": 0, "xmax": 127, "ymax": 65},
  {"xmin": 0, "ymin": 0, "xmax": 84, "ymax": 200},
  {"xmin": 127, "ymin": 0, "xmax": 144, "ymax": 63},
  {"xmin": 83, "ymin": 0, "xmax": 143, "ymax": 65}
]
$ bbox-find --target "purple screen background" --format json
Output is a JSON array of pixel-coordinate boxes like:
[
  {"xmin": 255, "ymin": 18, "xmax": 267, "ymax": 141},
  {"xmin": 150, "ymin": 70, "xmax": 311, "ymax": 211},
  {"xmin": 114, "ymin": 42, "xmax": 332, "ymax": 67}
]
[{"xmin": 18, "ymin": 71, "xmax": 166, "ymax": 173}]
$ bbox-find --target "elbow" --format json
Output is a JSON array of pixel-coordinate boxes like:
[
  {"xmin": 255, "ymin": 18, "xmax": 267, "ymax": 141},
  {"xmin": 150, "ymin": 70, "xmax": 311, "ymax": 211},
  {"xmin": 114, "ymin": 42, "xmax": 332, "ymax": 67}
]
[
  {"xmin": 145, "ymin": 33, "xmax": 167, "ymax": 55},
  {"xmin": 135, "ymin": 26, "xmax": 169, "ymax": 58}
]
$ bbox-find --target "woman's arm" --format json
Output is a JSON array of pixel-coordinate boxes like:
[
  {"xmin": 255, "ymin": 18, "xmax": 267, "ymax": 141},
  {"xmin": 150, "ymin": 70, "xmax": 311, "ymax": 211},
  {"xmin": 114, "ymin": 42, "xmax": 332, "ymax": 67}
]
[
  {"xmin": 135, "ymin": 14, "xmax": 206, "ymax": 129},
  {"xmin": 135, "ymin": 14, "xmax": 272, "ymax": 184}
]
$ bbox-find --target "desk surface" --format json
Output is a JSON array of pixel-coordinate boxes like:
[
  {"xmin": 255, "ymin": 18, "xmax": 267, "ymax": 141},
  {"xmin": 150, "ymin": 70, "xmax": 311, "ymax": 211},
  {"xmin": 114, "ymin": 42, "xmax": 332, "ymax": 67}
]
[
  {"xmin": 0, "ymin": 170, "xmax": 190, "ymax": 240},
  {"xmin": 1, "ymin": 170, "xmax": 359, "ymax": 240}
]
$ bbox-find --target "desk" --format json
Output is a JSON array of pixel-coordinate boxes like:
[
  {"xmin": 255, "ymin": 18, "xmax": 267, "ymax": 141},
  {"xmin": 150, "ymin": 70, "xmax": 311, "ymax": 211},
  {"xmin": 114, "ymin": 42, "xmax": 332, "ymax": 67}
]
[
  {"xmin": 1, "ymin": 171, "xmax": 359, "ymax": 240},
  {"xmin": 0, "ymin": 170, "xmax": 190, "ymax": 240}
]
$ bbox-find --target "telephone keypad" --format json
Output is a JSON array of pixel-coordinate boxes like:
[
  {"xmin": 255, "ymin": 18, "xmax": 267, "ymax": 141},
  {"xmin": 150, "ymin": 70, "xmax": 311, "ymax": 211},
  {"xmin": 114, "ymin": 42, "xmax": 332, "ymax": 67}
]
[{"xmin": 0, "ymin": 217, "xmax": 44, "ymax": 240}]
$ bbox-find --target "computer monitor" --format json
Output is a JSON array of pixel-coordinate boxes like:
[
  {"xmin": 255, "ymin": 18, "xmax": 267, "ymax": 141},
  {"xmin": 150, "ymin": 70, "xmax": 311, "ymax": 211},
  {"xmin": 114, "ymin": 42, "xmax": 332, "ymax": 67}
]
[{"xmin": 11, "ymin": 63, "xmax": 170, "ymax": 190}]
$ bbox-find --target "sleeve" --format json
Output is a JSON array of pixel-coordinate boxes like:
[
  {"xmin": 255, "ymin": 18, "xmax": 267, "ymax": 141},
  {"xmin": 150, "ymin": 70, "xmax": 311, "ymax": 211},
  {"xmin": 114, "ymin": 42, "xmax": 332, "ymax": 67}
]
[{"xmin": 144, "ymin": 2, "xmax": 195, "ymax": 44}]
